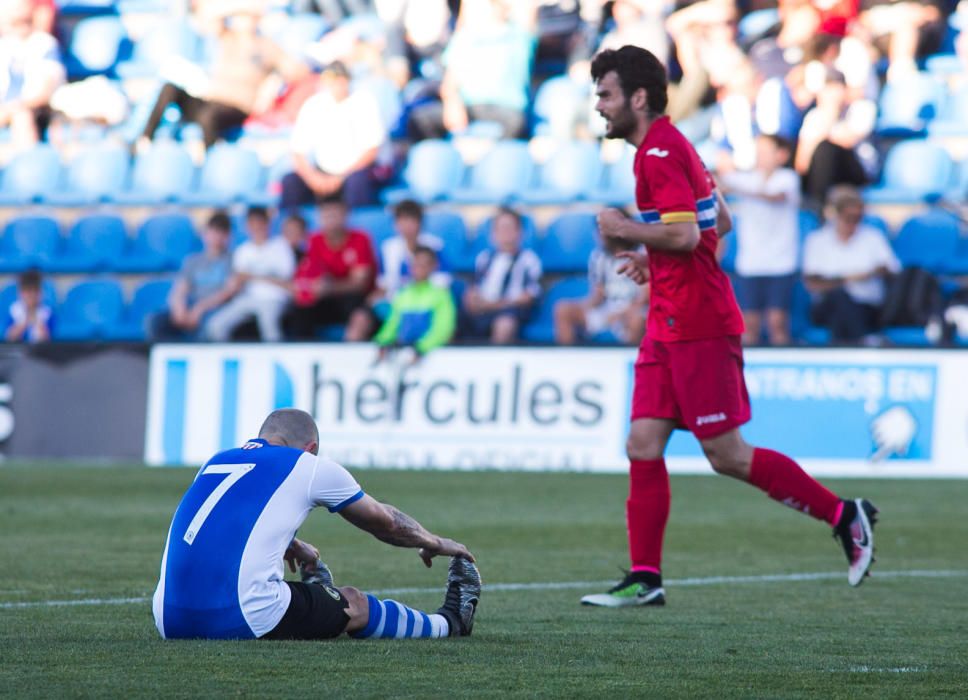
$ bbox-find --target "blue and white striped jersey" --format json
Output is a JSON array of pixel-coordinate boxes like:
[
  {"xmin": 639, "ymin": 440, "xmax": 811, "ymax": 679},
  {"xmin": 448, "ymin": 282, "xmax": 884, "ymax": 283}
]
[{"xmin": 152, "ymin": 439, "xmax": 363, "ymax": 639}]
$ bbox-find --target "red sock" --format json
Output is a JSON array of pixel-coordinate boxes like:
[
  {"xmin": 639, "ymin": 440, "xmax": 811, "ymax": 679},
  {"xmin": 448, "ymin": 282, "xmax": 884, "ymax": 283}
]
[
  {"xmin": 627, "ymin": 459, "xmax": 671, "ymax": 573},
  {"xmin": 749, "ymin": 448, "xmax": 841, "ymax": 526}
]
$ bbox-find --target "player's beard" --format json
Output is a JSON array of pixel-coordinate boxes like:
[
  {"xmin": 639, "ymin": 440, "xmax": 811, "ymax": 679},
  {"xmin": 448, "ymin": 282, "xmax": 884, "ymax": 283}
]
[{"xmin": 603, "ymin": 103, "xmax": 636, "ymax": 140}]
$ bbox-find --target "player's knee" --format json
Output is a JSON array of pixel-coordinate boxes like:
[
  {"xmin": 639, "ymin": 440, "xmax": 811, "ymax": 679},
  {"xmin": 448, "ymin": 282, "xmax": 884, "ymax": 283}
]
[
  {"xmin": 702, "ymin": 443, "xmax": 747, "ymax": 478},
  {"xmin": 338, "ymin": 586, "xmax": 366, "ymax": 613},
  {"xmin": 626, "ymin": 434, "xmax": 663, "ymax": 461}
]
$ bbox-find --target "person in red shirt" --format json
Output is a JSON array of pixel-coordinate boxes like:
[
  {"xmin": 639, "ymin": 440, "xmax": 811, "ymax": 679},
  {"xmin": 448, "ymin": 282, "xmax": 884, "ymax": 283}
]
[
  {"xmin": 288, "ymin": 198, "xmax": 377, "ymax": 340},
  {"xmin": 580, "ymin": 46, "xmax": 878, "ymax": 608}
]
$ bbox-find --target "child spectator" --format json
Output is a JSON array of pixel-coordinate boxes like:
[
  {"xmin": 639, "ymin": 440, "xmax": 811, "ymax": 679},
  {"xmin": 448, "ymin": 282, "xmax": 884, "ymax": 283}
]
[
  {"xmin": 205, "ymin": 207, "xmax": 295, "ymax": 342},
  {"xmin": 554, "ymin": 233, "xmax": 647, "ymax": 345},
  {"xmin": 374, "ymin": 246, "xmax": 456, "ymax": 360},
  {"xmin": 345, "ymin": 199, "xmax": 449, "ymax": 342},
  {"xmin": 149, "ymin": 211, "xmax": 234, "ymax": 342},
  {"xmin": 462, "ymin": 207, "xmax": 542, "ymax": 344},
  {"xmin": 5, "ymin": 268, "xmax": 52, "ymax": 342},
  {"xmin": 719, "ymin": 134, "xmax": 801, "ymax": 345},
  {"xmin": 281, "ymin": 213, "xmax": 309, "ymax": 264}
]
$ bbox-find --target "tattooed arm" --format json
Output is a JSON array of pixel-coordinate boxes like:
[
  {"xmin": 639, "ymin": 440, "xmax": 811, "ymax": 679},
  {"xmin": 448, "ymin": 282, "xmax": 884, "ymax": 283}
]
[{"xmin": 340, "ymin": 495, "xmax": 475, "ymax": 567}]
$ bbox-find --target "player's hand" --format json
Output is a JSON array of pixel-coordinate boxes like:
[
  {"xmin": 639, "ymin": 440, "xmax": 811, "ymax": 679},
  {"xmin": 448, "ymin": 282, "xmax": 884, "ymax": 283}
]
[
  {"xmin": 597, "ymin": 208, "xmax": 628, "ymax": 239},
  {"xmin": 615, "ymin": 250, "xmax": 650, "ymax": 285},
  {"xmin": 284, "ymin": 538, "xmax": 320, "ymax": 573},
  {"xmin": 418, "ymin": 537, "xmax": 475, "ymax": 568}
]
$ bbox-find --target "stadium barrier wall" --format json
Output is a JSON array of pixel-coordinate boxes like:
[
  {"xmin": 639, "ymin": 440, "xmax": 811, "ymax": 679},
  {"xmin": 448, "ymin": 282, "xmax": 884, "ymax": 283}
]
[
  {"xmin": 145, "ymin": 344, "xmax": 968, "ymax": 477},
  {"xmin": 2, "ymin": 345, "xmax": 149, "ymax": 461}
]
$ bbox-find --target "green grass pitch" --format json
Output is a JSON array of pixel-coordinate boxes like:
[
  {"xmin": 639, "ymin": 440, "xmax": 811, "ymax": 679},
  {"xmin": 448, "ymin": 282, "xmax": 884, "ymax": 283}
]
[{"xmin": 1, "ymin": 465, "xmax": 967, "ymax": 698}]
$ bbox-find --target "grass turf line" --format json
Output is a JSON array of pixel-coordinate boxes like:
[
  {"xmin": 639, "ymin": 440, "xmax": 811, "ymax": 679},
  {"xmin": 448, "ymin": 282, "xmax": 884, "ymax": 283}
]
[{"xmin": 1, "ymin": 465, "xmax": 966, "ymax": 698}]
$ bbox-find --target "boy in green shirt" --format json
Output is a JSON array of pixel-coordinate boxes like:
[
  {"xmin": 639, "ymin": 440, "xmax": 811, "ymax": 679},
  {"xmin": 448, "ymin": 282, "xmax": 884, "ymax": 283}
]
[{"xmin": 375, "ymin": 246, "xmax": 456, "ymax": 360}]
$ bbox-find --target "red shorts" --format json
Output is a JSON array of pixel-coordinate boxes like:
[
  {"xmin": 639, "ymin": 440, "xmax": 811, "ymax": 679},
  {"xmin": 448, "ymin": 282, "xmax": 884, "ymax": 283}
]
[{"xmin": 631, "ymin": 335, "xmax": 751, "ymax": 439}]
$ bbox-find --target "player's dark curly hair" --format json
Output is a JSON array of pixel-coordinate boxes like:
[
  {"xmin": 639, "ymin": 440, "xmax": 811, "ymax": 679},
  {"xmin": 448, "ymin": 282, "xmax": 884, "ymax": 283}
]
[{"xmin": 591, "ymin": 46, "xmax": 668, "ymax": 116}]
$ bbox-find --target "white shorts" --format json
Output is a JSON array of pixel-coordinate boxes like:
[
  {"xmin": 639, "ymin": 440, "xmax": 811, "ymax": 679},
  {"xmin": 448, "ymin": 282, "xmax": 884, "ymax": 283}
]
[{"xmin": 585, "ymin": 300, "xmax": 632, "ymax": 340}]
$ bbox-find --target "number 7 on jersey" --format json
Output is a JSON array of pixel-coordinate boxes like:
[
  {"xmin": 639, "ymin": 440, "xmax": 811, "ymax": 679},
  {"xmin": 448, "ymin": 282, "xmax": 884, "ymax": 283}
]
[{"xmin": 183, "ymin": 463, "xmax": 255, "ymax": 545}]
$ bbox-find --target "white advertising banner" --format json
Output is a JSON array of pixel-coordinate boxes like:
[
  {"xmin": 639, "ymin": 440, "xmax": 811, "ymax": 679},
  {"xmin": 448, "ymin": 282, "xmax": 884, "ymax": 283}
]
[{"xmin": 145, "ymin": 344, "xmax": 968, "ymax": 477}]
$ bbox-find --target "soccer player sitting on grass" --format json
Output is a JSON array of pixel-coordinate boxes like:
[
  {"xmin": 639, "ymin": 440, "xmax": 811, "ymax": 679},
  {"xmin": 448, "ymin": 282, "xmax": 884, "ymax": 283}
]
[
  {"xmin": 580, "ymin": 46, "xmax": 878, "ymax": 609},
  {"xmin": 152, "ymin": 408, "xmax": 480, "ymax": 640},
  {"xmin": 373, "ymin": 246, "xmax": 456, "ymax": 364}
]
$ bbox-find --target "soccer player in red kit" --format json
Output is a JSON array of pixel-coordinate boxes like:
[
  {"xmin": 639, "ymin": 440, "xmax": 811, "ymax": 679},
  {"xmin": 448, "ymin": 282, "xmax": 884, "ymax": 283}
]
[{"xmin": 580, "ymin": 46, "xmax": 878, "ymax": 608}]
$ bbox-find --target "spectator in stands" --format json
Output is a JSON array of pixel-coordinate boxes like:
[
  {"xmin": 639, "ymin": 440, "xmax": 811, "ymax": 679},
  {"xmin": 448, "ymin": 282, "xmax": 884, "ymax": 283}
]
[
  {"xmin": 345, "ymin": 199, "xmax": 449, "ymax": 342},
  {"xmin": 462, "ymin": 206, "xmax": 542, "ymax": 345},
  {"xmin": 802, "ymin": 186, "xmax": 901, "ymax": 343},
  {"xmin": 374, "ymin": 246, "xmax": 456, "ymax": 361},
  {"xmin": 407, "ymin": 0, "xmax": 537, "ymax": 139},
  {"xmin": 281, "ymin": 213, "xmax": 308, "ymax": 264},
  {"xmin": 287, "ymin": 197, "xmax": 377, "ymax": 339},
  {"xmin": 719, "ymin": 134, "xmax": 801, "ymax": 346},
  {"xmin": 0, "ymin": 0, "xmax": 65, "ymax": 146},
  {"xmin": 5, "ymin": 268, "xmax": 52, "ymax": 343},
  {"xmin": 205, "ymin": 206, "xmax": 296, "ymax": 343},
  {"xmin": 280, "ymin": 61, "xmax": 388, "ymax": 209},
  {"xmin": 598, "ymin": 0, "xmax": 671, "ymax": 68},
  {"xmin": 553, "ymin": 232, "xmax": 647, "ymax": 345},
  {"xmin": 795, "ymin": 68, "xmax": 876, "ymax": 209},
  {"xmin": 148, "ymin": 211, "xmax": 233, "ymax": 342},
  {"xmin": 140, "ymin": 1, "xmax": 308, "ymax": 150},
  {"xmin": 859, "ymin": 0, "xmax": 946, "ymax": 81}
]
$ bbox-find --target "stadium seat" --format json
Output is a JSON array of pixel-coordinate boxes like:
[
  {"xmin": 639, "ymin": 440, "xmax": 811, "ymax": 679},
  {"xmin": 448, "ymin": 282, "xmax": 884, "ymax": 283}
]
[
  {"xmin": 348, "ymin": 207, "xmax": 395, "ymax": 246},
  {"xmin": 382, "ymin": 140, "xmax": 464, "ymax": 203},
  {"xmin": 449, "ymin": 141, "xmax": 534, "ymax": 203},
  {"xmin": 521, "ymin": 276, "xmax": 590, "ymax": 343},
  {"xmin": 540, "ymin": 212, "xmax": 598, "ymax": 273},
  {"xmin": 517, "ymin": 141, "xmax": 602, "ymax": 204},
  {"xmin": 115, "ymin": 214, "xmax": 200, "ymax": 272},
  {"xmin": 719, "ymin": 226, "xmax": 738, "ymax": 273},
  {"xmin": 928, "ymin": 87, "xmax": 968, "ymax": 137},
  {"xmin": 65, "ymin": 16, "xmax": 129, "ymax": 79},
  {"xmin": 883, "ymin": 326, "xmax": 932, "ymax": 346},
  {"xmin": 531, "ymin": 76, "xmax": 587, "ymax": 138},
  {"xmin": 590, "ymin": 147, "xmax": 635, "ymax": 205},
  {"xmin": 181, "ymin": 144, "xmax": 267, "ymax": 206},
  {"xmin": 423, "ymin": 210, "xmax": 472, "ymax": 272},
  {"xmin": 0, "ymin": 216, "xmax": 61, "ymax": 273},
  {"xmin": 115, "ymin": 141, "xmax": 196, "ymax": 204},
  {"xmin": 46, "ymin": 145, "xmax": 131, "ymax": 206},
  {"xmin": 47, "ymin": 215, "xmax": 128, "ymax": 274},
  {"xmin": 790, "ymin": 280, "xmax": 831, "ymax": 345},
  {"xmin": 0, "ymin": 145, "xmax": 62, "ymax": 204},
  {"xmin": 892, "ymin": 209, "xmax": 961, "ymax": 273},
  {"xmin": 104, "ymin": 279, "xmax": 173, "ymax": 341},
  {"xmin": 116, "ymin": 19, "xmax": 201, "ymax": 79},
  {"xmin": 737, "ymin": 8, "xmax": 780, "ymax": 40},
  {"xmin": 54, "ymin": 280, "xmax": 125, "ymax": 341},
  {"xmin": 865, "ymin": 140, "xmax": 954, "ymax": 203},
  {"xmin": 875, "ymin": 74, "xmax": 945, "ymax": 137}
]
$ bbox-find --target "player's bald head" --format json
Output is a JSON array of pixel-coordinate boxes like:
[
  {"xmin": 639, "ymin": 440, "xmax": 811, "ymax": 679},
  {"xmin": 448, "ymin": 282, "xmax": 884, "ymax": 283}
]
[{"xmin": 258, "ymin": 409, "xmax": 320, "ymax": 454}]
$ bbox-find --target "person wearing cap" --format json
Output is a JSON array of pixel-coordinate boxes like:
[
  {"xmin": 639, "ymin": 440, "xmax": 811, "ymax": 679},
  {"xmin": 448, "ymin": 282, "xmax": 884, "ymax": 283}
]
[
  {"xmin": 280, "ymin": 61, "xmax": 388, "ymax": 209},
  {"xmin": 139, "ymin": 0, "xmax": 308, "ymax": 150},
  {"xmin": 802, "ymin": 185, "xmax": 901, "ymax": 343}
]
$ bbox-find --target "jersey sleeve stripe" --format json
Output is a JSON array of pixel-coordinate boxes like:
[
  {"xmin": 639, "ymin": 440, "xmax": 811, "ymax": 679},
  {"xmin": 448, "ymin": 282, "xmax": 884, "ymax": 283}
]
[
  {"xmin": 327, "ymin": 489, "xmax": 365, "ymax": 513},
  {"xmin": 660, "ymin": 212, "xmax": 698, "ymax": 224}
]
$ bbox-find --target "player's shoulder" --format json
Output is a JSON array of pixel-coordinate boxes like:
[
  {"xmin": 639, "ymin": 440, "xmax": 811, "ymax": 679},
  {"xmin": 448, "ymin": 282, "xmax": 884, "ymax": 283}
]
[{"xmin": 642, "ymin": 117, "xmax": 691, "ymax": 157}]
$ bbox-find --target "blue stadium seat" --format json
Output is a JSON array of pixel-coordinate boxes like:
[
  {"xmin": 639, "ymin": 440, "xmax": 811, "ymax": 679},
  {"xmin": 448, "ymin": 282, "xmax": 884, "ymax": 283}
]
[
  {"xmin": 382, "ymin": 140, "xmax": 464, "ymax": 203},
  {"xmin": 348, "ymin": 207, "xmax": 395, "ymax": 246},
  {"xmin": 115, "ymin": 214, "xmax": 200, "ymax": 272},
  {"xmin": 518, "ymin": 141, "xmax": 602, "ymax": 204},
  {"xmin": 531, "ymin": 76, "xmax": 587, "ymax": 138},
  {"xmin": 54, "ymin": 280, "xmax": 125, "ymax": 341},
  {"xmin": 181, "ymin": 144, "xmax": 267, "ymax": 206},
  {"xmin": 790, "ymin": 280, "xmax": 831, "ymax": 345},
  {"xmin": 875, "ymin": 74, "xmax": 945, "ymax": 137},
  {"xmin": 104, "ymin": 279, "xmax": 173, "ymax": 341},
  {"xmin": 883, "ymin": 327, "xmax": 932, "ymax": 346},
  {"xmin": 521, "ymin": 276, "xmax": 589, "ymax": 343},
  {"xmin": 929, "ymin": 87, "xmax": 968, "ymax": 137},
  {"xmin": 47, "ymin": 215, "xmax": 128, "ymax": 273},
  {"xmin": 738, "ymin": 8, "xmax": 780, "ymax": 40},
  {"xmin": 892, "ymin": 209, "xmax": 960, "ymax": 273},
  {"xmin": 0, "ymin": 145, "xmax": 62, "ymax": 204},
  {"xmin": 47, "ymin": 145, "xmax": 130, "ymax": 206},
  {"xmin": 65, "ymin": 16, "xmax": 129, "ymax": 79},
  {"xmin": 0, "ymin": 216, "xmax": 61, "ymax": 273},
  {"xmin": 115, "ymin": 141, "xmax": 196, "ymax": 204},
  {"xmin": 449, "ymin": 141, "xmax": 534, "ymax": 203},
  {"xmin": 116, "ymin": 19, "xmax": 201, "ymax": 79},
  {"xmin": 540, "ymin": 212, "xmax": 598, "ymax": 273},
  {"xmin": 590, "ymin": 148, "xmax": 635, "ymax": 205},
  {"xmin": 865, "ymin": 140, "xmax": 954, "ymax": 203},
  {"xmin": 424, "ymin": 210, "xmax": 471, "ymax": 272}
]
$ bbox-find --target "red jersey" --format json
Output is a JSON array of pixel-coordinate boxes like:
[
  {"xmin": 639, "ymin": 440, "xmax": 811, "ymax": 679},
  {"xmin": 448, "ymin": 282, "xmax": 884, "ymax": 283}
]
[
  {"xmin": 634, "ymin": 116, "xmax": 744, "ymax": 342},
  {"xmin": 293, "ymin": 229, "xmax": 376, "ymax": 306}
]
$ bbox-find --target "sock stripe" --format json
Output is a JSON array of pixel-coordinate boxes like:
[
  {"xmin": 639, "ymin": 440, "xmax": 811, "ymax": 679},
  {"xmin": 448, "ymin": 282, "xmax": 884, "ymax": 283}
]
[
  {"xmin": 352, "ymin": 594, "xmax": 383, "ymax": 639},
  {"xmin": 418, "ymin": 611, "xmax": 431, "ymax": 638},
  {"xmin": 403, "ymin": 606, "xmax": 415, "ymax": 638},
  {"xmin": 383, "ymin": 599, "xmax": 400, "ymax": 637}
]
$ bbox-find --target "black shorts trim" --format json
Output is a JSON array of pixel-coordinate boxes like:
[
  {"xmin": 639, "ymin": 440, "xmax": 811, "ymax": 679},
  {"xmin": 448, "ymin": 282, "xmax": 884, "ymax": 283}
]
[{"xmin": 262, "ymin": 582, "xmax": 350, "ymax": 640}]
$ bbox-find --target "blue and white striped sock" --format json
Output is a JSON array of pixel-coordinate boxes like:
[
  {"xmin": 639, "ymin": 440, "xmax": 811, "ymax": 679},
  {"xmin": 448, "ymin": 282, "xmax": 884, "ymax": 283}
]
[{"xmin": 350, "ymin": 594, "xmax": 450, "ymax": 639}]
